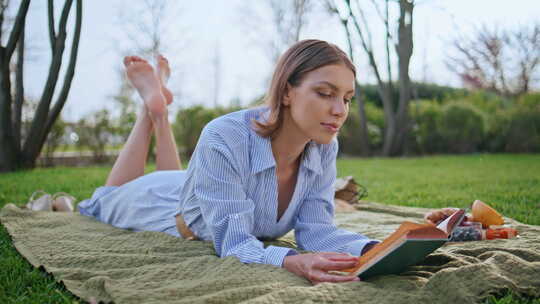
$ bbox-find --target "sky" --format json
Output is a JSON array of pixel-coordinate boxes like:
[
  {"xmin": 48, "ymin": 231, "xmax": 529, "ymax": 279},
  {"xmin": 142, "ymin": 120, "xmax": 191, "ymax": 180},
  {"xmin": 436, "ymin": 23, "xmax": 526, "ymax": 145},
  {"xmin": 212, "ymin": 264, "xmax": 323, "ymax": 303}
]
[{"xmin": 20, "ymin": 0, "xmax": 540, "ymax": 122}]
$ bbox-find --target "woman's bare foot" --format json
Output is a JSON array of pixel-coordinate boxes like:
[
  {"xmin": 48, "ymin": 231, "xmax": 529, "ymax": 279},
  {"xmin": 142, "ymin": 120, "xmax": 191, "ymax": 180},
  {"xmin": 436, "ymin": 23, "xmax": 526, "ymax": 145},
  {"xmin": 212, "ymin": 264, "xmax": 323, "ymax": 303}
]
[
  {"xmin": 124, "ymin": 56, "xmax": 167, "ymax": 117},
  {"xmin": 155, "ymin": 54, "xmax": 173, "ymax": 105}
]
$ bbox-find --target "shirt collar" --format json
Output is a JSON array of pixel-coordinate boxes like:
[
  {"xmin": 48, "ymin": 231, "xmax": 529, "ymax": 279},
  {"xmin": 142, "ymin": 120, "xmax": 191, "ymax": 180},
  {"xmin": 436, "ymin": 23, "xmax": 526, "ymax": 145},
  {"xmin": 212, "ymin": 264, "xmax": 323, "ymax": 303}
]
[
  {"xmin": 249, "ymin": 109, "xmax": 323, "ymax": 175},
  {"xmin": 250, "ymin": 131, "xmax": 276, "ymax": 174}
]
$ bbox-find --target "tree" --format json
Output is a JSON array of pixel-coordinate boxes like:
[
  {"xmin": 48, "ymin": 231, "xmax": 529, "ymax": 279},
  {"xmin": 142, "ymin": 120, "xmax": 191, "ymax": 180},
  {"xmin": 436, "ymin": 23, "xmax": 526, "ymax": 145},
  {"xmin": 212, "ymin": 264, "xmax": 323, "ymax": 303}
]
[
  {"xmin": 447, "ymin": 24, "xmax": 540, "ymax": 98},
  {"xmin": 0, "ymin": 0, "xmax": 82, "ymax": 171},
  {"xmin": 327, "ymin": 0, "xmax": 415, "ymax": 156},
  {"xmin": 325, "ymin": 0, "xmax": 371, "ymax": 156},
  {"xmin": 241, "ymin": 0, "xmax": 314, "ymax": 64}
]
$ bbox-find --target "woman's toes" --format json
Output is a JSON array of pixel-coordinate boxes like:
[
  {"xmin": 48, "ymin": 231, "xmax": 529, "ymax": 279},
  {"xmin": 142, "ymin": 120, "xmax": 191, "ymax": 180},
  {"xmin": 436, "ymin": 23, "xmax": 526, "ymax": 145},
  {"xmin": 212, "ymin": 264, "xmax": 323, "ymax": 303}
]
[
  {"xmin": 132, "ymin": 55, "xmax": 144, "ymax": 62},
  {"xmin": 123, "ymin": 56, "xmax": 133, "ymax": 67},
  {"xmin": 124, "ymin": 55, "xmax": 148, "ymax": 68}
]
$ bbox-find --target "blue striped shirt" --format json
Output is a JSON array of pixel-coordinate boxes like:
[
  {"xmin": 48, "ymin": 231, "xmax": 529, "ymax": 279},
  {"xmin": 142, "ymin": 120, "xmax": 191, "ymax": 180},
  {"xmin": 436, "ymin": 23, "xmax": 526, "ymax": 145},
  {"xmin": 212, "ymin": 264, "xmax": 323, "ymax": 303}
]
[{"xmin": 176, "ymin": 107, "xmax": 377, "ymax": 267}]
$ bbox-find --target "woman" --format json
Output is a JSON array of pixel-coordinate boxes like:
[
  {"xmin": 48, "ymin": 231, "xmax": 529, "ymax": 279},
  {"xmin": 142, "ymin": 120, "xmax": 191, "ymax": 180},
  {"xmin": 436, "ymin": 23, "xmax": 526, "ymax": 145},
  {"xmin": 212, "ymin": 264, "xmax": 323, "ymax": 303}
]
[{"xmin": 78, "ymin": 39, "xmax": 451, "ymax": 284}]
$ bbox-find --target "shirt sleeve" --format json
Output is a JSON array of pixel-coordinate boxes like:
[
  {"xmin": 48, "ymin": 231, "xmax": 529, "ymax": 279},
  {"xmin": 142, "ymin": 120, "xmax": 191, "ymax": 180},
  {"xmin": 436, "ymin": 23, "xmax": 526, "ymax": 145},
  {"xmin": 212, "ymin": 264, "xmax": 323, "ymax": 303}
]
[
  {"xmin": 294, "ymin": 140, "xmax": 380, "ymax": 256},
  {"xmin": 193, "ymin": 129, "xmax": 296, "ymax": 267}
]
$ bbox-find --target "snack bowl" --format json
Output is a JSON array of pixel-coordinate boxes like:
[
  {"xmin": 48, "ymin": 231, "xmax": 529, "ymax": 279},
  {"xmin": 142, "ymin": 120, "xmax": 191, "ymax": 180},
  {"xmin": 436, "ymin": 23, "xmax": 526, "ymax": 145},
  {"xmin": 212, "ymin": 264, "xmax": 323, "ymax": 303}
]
[{"xmin": 471, "ymin": 200, "xmax": 504, "ymax": 228}]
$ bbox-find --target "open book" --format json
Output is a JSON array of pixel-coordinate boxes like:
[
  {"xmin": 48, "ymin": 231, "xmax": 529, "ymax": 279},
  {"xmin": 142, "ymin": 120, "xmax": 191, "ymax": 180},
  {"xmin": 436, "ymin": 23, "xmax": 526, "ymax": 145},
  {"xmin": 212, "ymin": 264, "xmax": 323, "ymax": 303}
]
[{"xmin": 342, "ymin": 209, "xmax": 466, "ymax": 279}]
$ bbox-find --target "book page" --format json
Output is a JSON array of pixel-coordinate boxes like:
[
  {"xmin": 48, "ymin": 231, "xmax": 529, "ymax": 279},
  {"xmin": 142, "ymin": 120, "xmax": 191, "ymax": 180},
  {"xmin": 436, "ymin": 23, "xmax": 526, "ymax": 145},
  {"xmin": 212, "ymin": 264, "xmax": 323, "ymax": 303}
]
[{"xmin": 436, "ymin": 209, "xmax": 466, "ymax": 235}]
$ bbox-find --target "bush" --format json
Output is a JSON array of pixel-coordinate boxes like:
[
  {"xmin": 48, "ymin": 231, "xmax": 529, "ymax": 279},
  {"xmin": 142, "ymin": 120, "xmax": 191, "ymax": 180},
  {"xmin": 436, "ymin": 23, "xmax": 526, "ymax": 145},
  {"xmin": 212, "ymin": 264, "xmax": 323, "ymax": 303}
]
[
  {"xmin": 42, "ymin": 117, "xmax": 67, "ymax": 166},
  {"xmin": 517, "ymin": 92, "xmax": 540, "ymax": 109},
  {"xmin": 482, "ymin": 109, "xmax": 509, "ymax": 152},
  {"xmin": 457, "ymin": 91, "xmax": 508, "ymax": 114},
  {"xmin": 482, "ymin": 93, "xmax": 540, "ymax": 153},
  {"xmin": 410, "ymin": 100, "xmax": 444, "ymax": 154},
  {"xmin": 174, "ymin": 105, "xmax": 240, "ymax": 159},
  {"xmin": 437, "ymin": 102, "xmax": 486, "ymax": 153},
  {"xmin": 338, "ymin": 101, "xmax": 383, "ymax": 155},
  {"xmin": 360, "ymin": 83, "xmax": 467, "ymax": 108},
  {"xmin": 364, "ymin": 102, "xmax": 385, "ymax": 132},
  {"xmin": 74, "ymin": 109, "xmax": 115, "ymax": 162},
  {"xmin": 503, "ymin": 106, "xmax": 540, "ymax": 153}
]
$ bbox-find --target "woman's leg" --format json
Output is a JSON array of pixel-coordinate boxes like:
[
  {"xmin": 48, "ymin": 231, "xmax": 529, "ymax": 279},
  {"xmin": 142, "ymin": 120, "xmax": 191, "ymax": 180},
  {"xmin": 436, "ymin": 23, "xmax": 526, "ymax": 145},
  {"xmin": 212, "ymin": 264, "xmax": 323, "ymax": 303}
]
[
  {"xmin": 152, "ymin": 55, "xmax": 182, "ymax": 171},
  {"xmin": 105, "ymin": 56, "xmax": 155, "ymax": 186},
  {"xmin": 105, "ymin": 106, "xmax": 153, "ymax": 187},
  {"xmin": 105, "ymin": 56, "xmax": 180, "ymax": 186}
]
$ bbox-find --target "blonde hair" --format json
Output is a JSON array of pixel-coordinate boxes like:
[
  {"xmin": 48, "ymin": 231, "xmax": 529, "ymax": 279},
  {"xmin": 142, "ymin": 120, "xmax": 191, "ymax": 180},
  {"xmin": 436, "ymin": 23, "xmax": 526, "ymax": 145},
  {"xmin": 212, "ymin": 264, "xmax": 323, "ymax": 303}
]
[{"xmin": 252, "ymin": 39, "xmax": 356, "ymax": 138}]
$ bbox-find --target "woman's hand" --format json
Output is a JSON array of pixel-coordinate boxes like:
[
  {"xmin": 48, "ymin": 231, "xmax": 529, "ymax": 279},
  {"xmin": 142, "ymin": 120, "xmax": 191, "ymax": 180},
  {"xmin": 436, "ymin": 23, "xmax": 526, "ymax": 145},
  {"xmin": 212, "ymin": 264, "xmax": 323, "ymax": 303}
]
[
  {"xmin": 283, "ymin": 252, "xmax": 360, "ymax": 284},
  {"xmin": 424, "ymin": 207, "xmax": 462, "ymax": 225}
]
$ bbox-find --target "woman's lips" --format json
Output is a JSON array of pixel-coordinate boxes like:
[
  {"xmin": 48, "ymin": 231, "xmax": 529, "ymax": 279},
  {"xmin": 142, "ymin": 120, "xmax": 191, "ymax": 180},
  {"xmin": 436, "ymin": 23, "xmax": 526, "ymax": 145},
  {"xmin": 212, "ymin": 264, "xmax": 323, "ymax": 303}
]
[{"xmin": 321, "ymin": 123, "xmax": 339, "ymax": 133}]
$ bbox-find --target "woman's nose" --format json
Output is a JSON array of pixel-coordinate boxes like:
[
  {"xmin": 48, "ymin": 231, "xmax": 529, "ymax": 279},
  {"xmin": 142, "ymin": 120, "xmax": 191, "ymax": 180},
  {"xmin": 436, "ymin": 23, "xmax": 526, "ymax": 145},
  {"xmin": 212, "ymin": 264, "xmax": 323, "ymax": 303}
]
[{"xmin": 331, "ymin": 99, "xmax": 347, "ymax": 116}]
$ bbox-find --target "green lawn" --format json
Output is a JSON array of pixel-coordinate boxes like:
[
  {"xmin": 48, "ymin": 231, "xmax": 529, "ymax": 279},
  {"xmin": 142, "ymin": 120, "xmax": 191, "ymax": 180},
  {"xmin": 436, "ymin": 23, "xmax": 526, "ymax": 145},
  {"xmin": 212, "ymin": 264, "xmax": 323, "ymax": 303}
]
[
  {"xmin": 337, "ymin": 154, "xmax": 540, "ymax": 226},
  {"xmin": 0, "ymin": 154, "xmax": 539, "ymax": 303}
]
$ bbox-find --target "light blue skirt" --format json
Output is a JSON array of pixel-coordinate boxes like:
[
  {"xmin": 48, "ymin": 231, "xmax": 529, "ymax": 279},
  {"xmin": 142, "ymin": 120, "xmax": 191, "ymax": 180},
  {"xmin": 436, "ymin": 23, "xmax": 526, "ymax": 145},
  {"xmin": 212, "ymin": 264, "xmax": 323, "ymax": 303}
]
[{"xmin": 78, "ymin": 170, "xmax": 187, "ymax": 237}]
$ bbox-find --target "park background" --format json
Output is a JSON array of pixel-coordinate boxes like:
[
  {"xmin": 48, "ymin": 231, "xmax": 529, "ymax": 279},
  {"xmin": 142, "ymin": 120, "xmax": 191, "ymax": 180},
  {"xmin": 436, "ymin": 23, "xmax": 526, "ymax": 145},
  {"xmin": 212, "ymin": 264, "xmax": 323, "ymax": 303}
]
[
  {"xmin": 1, "ymin": 0, "xmax": 539, "ymax": 167},
  {"xmin": 0, "ymin": 0, "xmax": 539, "ymax": 303}
]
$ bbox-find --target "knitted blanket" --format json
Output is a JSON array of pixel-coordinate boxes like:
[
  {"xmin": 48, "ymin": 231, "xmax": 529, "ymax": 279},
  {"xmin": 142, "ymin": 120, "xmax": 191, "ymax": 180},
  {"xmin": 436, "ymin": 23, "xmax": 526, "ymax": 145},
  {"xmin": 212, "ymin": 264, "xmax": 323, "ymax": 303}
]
[{"xmin": 1, "ymin": 202, "xmax": 539, "ymax": 304}]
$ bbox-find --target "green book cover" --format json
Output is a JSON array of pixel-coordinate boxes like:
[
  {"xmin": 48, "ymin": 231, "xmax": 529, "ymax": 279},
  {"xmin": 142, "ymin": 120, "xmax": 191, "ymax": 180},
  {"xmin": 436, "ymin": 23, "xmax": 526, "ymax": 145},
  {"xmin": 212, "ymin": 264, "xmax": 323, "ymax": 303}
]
[{"xmin": 358, "ymin": 239, "xmax": 447, "ymax": 279}]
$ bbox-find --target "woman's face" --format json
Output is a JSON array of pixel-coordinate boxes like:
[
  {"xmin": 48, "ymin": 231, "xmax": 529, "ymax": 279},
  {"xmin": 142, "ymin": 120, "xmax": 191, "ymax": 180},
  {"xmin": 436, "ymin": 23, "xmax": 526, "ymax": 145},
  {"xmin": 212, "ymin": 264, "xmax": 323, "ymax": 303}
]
[{"xmin": 283, "ymin": 63, "xmax": 355, "ymax": 145}]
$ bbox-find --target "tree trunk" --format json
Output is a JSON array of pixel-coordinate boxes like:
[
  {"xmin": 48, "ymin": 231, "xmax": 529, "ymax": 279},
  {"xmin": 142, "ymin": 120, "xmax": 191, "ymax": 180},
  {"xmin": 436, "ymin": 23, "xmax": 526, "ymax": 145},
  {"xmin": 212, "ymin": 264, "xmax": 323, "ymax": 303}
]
[
  {"xmin": 389, "ymin": 0, "xmax": 414, "ymax": 156},
  {"xmin": 380, "ymin": 83, "xmax": 396, "ymax": 156},
  {"xmin": 0, "ymin": 0, "xmax": 82, "ymax": 172},
  {"xmin": 333, "ymin": 12, "xmax": 371, "ymax": 157},
  {"xmin": 0, "ymin": 52, "xmax": 18, "ymax": 171},
  {"xmin": 355, "ymin": 82, "xmax": 370, "ymax": 156}
]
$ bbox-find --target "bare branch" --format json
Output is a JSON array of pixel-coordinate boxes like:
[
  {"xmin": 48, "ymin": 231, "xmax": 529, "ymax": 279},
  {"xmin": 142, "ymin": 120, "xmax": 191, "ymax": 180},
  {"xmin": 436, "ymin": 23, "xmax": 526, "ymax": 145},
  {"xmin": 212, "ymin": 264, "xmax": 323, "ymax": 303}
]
[
  {"xmin": 48, "ymin": 0, "xmax": 56, "ymax": 52},
  {"xmin": 352, "ymin": 0, "xmax": 373, "ymax": 50},
  {"xmin": 23, "ymin": 0, "xmax": 74, "ymax": 157},
  {"xmin": 513, "ymin": 23, "xmax": 540, "ymax": 94},
  {"xmin": 241, "ymin": 0, "xmax": 312, "ymax": 64},
  {"xmin": 57, "ymin": 0, "xmax": 73, "ymax": 34},
  {"xmin": 449, "ymin": 23, "xmax": 540, "ymax": 96},
  {"xmin": 369, "ymin": 0, "xmax": 385, "ymax": 23},
  {"xmin": 46, "ymin": 0, "xmax": 82, "ymax": 135},
  {"xmin": 343, "ymin": 20, "xmax": 355, "ymax": 62},
  {"xmin": 345, "ymin": 1, "xmax": 385, "ymax": 85},
  {"xmin": 13, "ymin": 21, "xmax": 23, "ymax": 151},
  {"xmin": 5, "ymin": 0, "xmax": 30, "ymax": 60},
  {"xmin": 0, "ymin": 0, "xmax": 11, "ymax": 42},
  {"xmin": 384, "ymin": 0, "xmax": 393, "ymax": 85},
  {"xmin": 344, "ymin": 0, "xmax": 395, "ymax": 147},
  {"xmin": 324, "ymin": 0, "xmax": 354, "ymax": 60},
  {"xmin": 325, "ymin": 0, "xmax": 370, "ymax": 156}
]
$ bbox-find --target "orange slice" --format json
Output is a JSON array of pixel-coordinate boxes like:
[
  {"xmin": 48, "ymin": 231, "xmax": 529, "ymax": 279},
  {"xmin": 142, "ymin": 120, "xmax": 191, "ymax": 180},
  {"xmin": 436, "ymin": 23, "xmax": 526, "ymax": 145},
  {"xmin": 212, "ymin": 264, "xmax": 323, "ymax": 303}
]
[{"xmin": 471, "ymin": 200, "xmax": 504, "ymax": 228}]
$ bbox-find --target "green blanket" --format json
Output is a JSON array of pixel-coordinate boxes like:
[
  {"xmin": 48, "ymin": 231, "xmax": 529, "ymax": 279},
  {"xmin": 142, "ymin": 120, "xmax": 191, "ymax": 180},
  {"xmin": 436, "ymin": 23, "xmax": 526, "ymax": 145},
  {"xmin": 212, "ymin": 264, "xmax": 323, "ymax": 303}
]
[{"xmin": 1, "ymin": 202, "xmax": 539, "ymax": 304}]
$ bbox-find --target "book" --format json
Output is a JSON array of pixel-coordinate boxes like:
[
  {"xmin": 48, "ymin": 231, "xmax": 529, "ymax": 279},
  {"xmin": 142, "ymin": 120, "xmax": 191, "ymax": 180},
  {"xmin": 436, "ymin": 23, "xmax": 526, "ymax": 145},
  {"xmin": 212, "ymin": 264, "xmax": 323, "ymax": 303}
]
[{"xmin": 342, "ymin": 209, "xmax": 466, "ymax": 279}]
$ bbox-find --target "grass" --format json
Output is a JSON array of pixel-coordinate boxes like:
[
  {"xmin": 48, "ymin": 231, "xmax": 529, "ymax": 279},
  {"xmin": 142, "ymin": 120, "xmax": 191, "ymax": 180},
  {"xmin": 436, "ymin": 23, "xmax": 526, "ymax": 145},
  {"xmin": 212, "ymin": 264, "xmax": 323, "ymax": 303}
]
[
  {"xmin": 337, "ymin": 154, "xmax": 540, "ymax": 225},
  {"xmin": 52, "ymin": 144, "xmax": 122, "ymax": 153},
  {"xmin": 0, "ymin": 154, "xmax": 539, "ymax": 303}
]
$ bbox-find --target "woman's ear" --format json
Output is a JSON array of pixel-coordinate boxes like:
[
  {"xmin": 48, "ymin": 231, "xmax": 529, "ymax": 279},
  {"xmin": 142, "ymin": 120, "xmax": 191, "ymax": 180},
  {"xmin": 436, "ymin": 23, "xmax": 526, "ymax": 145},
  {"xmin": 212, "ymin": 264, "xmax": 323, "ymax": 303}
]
[{"xmin": 283, "ymin": 83, "xmax": 293, "ymax": 107}]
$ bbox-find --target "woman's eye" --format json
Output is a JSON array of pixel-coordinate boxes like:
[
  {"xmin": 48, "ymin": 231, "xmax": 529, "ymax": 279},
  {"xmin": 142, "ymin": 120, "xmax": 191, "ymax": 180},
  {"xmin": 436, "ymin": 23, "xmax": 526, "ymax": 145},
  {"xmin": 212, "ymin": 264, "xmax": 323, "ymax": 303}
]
[{"xmin": 317, "ymin": 92, "xmax": 332, "ymax": 98}]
